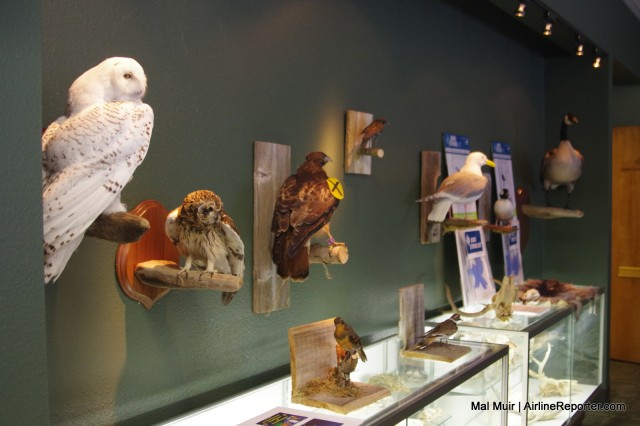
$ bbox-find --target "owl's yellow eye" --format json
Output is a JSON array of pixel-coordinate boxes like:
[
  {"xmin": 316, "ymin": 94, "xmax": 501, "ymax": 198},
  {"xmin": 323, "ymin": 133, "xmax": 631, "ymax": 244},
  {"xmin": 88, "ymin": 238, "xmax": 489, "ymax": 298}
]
[{"xmin": 123, "ymin": 72, "xmax": 132, "ymax": 79}]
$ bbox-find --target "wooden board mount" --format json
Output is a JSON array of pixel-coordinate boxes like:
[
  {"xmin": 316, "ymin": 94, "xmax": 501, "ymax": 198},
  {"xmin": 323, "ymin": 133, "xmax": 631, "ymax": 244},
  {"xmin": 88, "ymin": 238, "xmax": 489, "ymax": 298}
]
[
  {"xmin": 345, "ymin": 110, "xmax": 383, "ymax": 175},
  {"xmin": 288, "ymin": 318, "xmax": 389, "ymax": 415},
  {"xmin": 115, "ymin": 200, "xmax": 179, "ymax": 309},
  {"xmin": 419, "ymin": 151, "xmax": 442, "ymax": 244},
  {"xmin": 402, "ymin": 342, "xmax": 472, "ymax": 363}
]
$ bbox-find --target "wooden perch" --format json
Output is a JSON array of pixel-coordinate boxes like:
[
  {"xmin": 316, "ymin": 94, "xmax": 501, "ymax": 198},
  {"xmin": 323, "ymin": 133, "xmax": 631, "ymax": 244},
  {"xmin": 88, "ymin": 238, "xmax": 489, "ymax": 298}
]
[
  {"xmin": 309, "ymin": 243, "xmax": 349, "ymax": 264},
  {"xmin": 484, "ymin": 224, "xmax": 519, "ymax": 234},
  {"xmin": 135, "ymin": 260, "xmax": 243, "ymax": 291},
  {"xmin": 359, "ymin": 147, "xmax": 384, "ymax": 158},
  {"xmin": 522, "ymin": 204, "xmax": 584, "ymax": 219},
  {"xmin": 442, "ymin": 218, "xmax": 488, "ymax": 233},
  {"xmin": 86, "ymin": 212, "xmax": 150, "ymax": 243}
]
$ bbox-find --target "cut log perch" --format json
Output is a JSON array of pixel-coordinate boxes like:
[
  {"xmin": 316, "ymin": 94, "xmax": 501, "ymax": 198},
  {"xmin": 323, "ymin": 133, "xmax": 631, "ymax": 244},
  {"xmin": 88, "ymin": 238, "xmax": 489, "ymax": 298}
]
[
  {"xmin": 86, "ymin": 212, "xmax": 150, "ymax": 243},
  {"xmin": 359, "ymin": 148, "xmax": 384, "ymax": 158},
  {"xmin": 309, "ymin": 243, "xmax": 349, "ymax": 265},
  {"xmin": 135, "ymin": 260, "xmax": 243, "ymax": 291},
  {"xmin": 522, "ymin": 205, "xmax": 584, "ymax": 219}
]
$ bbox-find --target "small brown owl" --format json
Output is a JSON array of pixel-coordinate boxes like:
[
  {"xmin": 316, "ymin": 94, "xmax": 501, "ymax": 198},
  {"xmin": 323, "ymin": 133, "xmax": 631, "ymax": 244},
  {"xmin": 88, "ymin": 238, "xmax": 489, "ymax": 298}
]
[{"xmin": 165, "ymin": 190, "xmax": 244, "ymax": 305}]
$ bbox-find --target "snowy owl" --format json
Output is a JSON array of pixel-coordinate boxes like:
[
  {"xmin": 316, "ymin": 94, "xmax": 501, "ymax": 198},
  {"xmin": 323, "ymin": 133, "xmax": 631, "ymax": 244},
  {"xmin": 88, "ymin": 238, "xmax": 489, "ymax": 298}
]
[
  {"xmin": 165, "ymin": 190, "xmax": 245, "ymax": 305},
  {"xmin": 42, "ymin": 57, "xmax": 154, "ymax": 284}
]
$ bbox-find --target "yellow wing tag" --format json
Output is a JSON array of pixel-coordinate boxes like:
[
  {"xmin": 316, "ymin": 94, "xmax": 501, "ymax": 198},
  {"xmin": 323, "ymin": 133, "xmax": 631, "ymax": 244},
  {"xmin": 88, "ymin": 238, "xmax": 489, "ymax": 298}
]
[{"xmin": 326, "ymin": 177, "xmax": 344, "ymax": 200}]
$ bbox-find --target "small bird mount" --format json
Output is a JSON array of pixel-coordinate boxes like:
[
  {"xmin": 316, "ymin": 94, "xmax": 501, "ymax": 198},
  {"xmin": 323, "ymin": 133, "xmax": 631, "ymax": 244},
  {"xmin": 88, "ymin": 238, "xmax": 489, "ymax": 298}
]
[
  {"xmin": 399, "ymin": 283, "xmax": 471, "ymax": 362},
  {"xmin": 253, "ymin": 142, "xmax": 348, "ymax": 314},
  {"xmin": 344, "ymin": 110, "xmax": 386, "ymax": 175},
  {"xmin": 115, "ymin": 200, "xmax": 242, "ymax": 309},
  {"xmin": 288, "ymin": 318, "xmax": 389, "ymax": 415}
]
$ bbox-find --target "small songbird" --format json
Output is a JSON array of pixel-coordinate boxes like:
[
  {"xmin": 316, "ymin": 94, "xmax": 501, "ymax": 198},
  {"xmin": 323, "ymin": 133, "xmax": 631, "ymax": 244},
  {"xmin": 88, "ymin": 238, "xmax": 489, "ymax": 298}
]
[
  {"xmin": 360, "ymin": 118, "xmax": 388, "ymax": 150},
  {"xmin": 42, "ymin": 57, "xmax": 153, "ymax": 284},
  {"xmin": 494, "ymin": 188, "xmax": 515, "ymax": 225},
  {"xmin": 333, "ymin": 317, "xmax": 368, "ymax": 362},
  {"xmin": 412, "ymin": 314, "xmax": 461, "ymax": 350},
  {"xmin": 272, "ymin": 152, "xmax": 340, "ymax": 281},
  {"xmin": 540, "ymin": 113, "xmax": 583, "ymax": 208},
  {"xmin": 417, "ymin": 152, "xmax": 495, "ymax": 222},
  {"xmin": 165, "ymin": 190, "xmax": 245, "ymax": 305}
]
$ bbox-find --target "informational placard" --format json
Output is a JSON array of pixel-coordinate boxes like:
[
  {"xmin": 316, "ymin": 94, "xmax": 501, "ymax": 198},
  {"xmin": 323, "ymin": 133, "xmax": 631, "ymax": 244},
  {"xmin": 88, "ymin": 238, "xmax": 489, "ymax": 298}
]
[
  {"xmin": 491, "ymin": 141, "xmax": 524, "ymax": 283},
  {"xmin": 239, "ymin": 406, "xmax": 361, "ymax": 426},
  {"xmin": 443, "ymin": 134, "xmax": 495, "ymax": 306}
]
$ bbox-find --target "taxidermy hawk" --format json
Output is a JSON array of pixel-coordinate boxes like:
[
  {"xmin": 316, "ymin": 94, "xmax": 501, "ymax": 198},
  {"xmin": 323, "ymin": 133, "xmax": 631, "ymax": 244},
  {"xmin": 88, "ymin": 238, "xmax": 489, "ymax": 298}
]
[
  {"xmin": 42, "ymin": 57, "xmax": 153, "ymax": 284},
  {"xmin": 272, "ymin": 152, "xmax": 339, "ymax": 281},
  {"xmin": 165, "ymin": 190, "xmax": 245, "ymax": 305},
  {"xmin": 540, "ymin": 113, "xmax": 583, "ymax": 208}
]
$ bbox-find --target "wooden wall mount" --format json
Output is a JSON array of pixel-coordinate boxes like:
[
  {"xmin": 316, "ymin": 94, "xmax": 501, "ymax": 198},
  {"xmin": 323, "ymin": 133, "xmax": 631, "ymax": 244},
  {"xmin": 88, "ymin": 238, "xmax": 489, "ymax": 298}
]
[
  {"xmin": 345, "ymin": 110, "xmax": 379, "ymax": 175},
  {"xmin": 419, "ymin": 151, "xmax": 442, "ymax": 244},
  {"xmin": 115, "ymin": 200, "xmax": 179, "ymax": 309},
  {"xmin": 253, "ymin": 141, "xmax": 291, "ymax": 314},
  {"xmin": 116, "ymin": 200, "xmax": 243, "ymax": 309},
  {"xmin": 521, "ymin": 204, "xmax": 584, "ymax": 219}
]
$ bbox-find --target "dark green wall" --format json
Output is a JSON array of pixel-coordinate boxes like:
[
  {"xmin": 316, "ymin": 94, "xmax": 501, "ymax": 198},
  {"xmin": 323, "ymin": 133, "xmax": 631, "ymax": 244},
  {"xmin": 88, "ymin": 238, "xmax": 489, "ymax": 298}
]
[
  {"xmin": 0, "ymin": 0, "xmax": 624, "ymax": 425},
  {"xmin": 0, "ymin": 1, "xmax": 50, "ymax": 425}
]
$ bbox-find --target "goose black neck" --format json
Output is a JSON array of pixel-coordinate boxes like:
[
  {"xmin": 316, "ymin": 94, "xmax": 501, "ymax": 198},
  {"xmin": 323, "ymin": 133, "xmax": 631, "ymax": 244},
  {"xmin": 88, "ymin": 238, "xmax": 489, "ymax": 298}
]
[{"xmin": 561, "ymin": 121, "xmax": 569, "ymax": 140}]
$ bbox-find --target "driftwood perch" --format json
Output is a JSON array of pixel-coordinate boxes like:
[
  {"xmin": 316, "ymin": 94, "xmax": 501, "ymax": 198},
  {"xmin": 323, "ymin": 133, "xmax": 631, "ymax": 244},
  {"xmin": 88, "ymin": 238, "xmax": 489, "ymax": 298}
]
[
  {"xmin": 522, "ymin": 205, "xmax": 584, "ymax": 219},
  {"xmin": 86, "ymin": 212, "xmax": 150, "ymax": 243},
  {"xmin": 420, "ymin": 151, "xmax": 442, "ymax": 244},
  {"xmin": 135, "ymin": 260, "xmax": 243, "ymax": 291}
]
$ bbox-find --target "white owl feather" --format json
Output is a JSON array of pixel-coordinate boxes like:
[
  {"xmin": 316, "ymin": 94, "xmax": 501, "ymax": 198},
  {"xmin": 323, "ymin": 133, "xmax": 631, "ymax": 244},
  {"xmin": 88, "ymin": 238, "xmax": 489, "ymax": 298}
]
[{"xmin": 42, "ymin": 57, "xmax": 153, "ymax": 284}]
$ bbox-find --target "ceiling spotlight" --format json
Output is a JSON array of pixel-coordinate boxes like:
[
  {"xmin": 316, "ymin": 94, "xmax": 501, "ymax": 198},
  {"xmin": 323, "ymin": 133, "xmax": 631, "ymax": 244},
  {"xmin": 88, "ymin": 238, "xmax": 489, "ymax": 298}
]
[
  {"xmin": 575, "ymin": 35, "xmax": 584, "ymax": 56},
  {"xmin": 515, "ymin": 1, "xmax": 527, "ymax": 18},
  {"xmin": 543, "ymin": 11, "xmax": 553, "ymax": 36},
  {"xmin": 593, "ymin": 48, "xmax": 602, "ymax": 68}
]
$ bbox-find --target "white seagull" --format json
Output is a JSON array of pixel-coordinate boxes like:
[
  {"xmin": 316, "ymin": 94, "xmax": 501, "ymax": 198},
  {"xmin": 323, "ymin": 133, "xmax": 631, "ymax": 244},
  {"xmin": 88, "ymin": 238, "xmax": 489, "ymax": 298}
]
[{"xmin": 418, "ymin": 151, "xmax": 495, "ymax": 222}]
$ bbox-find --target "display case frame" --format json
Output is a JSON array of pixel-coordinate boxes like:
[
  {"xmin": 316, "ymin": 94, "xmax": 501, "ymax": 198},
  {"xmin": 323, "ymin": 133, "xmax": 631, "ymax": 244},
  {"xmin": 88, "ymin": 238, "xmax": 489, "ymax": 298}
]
[
  {"xmin": 428, "ymin": 292, "xmax": 605, "ymax": 426},
  {"xmin": 159, "ymin": 335, "xmax": 510, "ymax": 426}
]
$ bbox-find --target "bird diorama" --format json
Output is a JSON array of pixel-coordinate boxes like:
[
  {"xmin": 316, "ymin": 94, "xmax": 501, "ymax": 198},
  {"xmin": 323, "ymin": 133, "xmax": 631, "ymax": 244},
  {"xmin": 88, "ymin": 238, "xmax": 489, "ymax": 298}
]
[
  {"xmin": 417, "ymin": 151, "xmax": 495, "ymax": 222},
  {"xmin": 359, "ymin": 117, "xmax": 388, "ymax": 154},
  {"xmin": 272, "ymin": 152, "xmax": 340, "ymax": 281},
  {"xmin": 494, "ymin": 188, "xmax": 515, "ymax": 226},
  {"xmin": 165, "ymin": 190, "xmax": 245, "ymax": 305},
  {"xmin": 333, "ymin": 317, "xmax": 367, "ymax": 387},
  {"xmin": 411, "ymin": 314, "xmax": 461, "ymax": 350},
  {"xmin": 42, "ymin": 57, "xmax": 153, "ymax": 284},
  {"xmin": 541, "ymin": 113, "xmax": 583, "ymax": 208}
]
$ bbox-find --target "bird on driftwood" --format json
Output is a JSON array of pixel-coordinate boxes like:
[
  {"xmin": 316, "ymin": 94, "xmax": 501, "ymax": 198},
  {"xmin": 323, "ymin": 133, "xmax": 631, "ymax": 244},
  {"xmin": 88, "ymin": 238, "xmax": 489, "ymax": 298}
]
[
  {"xmin": 412, "ymin": 314, "xmax": 461, "ymax": 350},
  {"xmin": 541, "ymin": 113, "xmax": 583, "ymax": 208},
  {"xmin": 494, "ymin": 188, "xmax": 515, "ymax": 225},
  {"xmin": 165, "ymin": 190, "xmax": 245, "ymax": 305},
  {"xmin": 42, "ymin": 57, "xmax": 153, "ymax": 284},
  {"xmin": 360, "ymin": 118, "xmax": 388, "ymax": 150},
  {"xmin": 272, "ymin": 152, "xmax": 340, "ymax": 281},
  {"xmin": 417, "ymin": 152, "xmax": 495, "ymax": 222},
  {"xmin": 334, "ymin": 317, "xmax": 368, "ymax": 362}
]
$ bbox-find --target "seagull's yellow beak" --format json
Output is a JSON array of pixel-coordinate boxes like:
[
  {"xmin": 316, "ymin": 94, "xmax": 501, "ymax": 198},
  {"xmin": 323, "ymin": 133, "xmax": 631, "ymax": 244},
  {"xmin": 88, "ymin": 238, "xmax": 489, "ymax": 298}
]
[{"xmin": 485, "ymin": 159, "xmax": 496, "ymax": 168}]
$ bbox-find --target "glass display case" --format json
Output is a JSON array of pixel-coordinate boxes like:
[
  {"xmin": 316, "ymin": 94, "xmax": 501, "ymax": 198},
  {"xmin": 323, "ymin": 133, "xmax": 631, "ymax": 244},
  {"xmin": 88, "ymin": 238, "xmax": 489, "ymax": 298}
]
[
  {"xmin": 427, "ymin": 292, "xmax": 605, "ymax": 426},
  {"xmin": 159, "ymin": 336, "xmax": 509, "ymax": 426}
]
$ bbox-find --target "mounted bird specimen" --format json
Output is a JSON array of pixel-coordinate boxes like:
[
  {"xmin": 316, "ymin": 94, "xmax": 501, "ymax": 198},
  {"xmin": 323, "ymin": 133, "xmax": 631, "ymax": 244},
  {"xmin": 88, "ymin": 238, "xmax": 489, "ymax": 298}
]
[
  {"xmin": 540, "ymin": 113, "xmax": 583, "ymax": 208},
  {"xmin": 42, "ymin": 57, "xmax": 153, "ymax": 284},
  {"xmin": 165, "ymin": 190, "xmax": 245, "ymax": 305},
  {"xmin": 494, "ymin": 188, "xmax": 515, "ymax": 225},
  {"xmin": 417, "ymin": 151, "xmax": 495, "ymax": 222},
  {"xmin": 333, "ymin": 317, "xmax": 367, "ymax": 361},
  {"xmin": 271, "ymin": 152, "xmax": 340, "ymax": 281},
  {"xmin": 360, "ymin": 118, "xmax": 388, "ymax": 151},
  {"xmin": 412, "ymin": 314, "xmax": 461, "ymax": 350}
]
